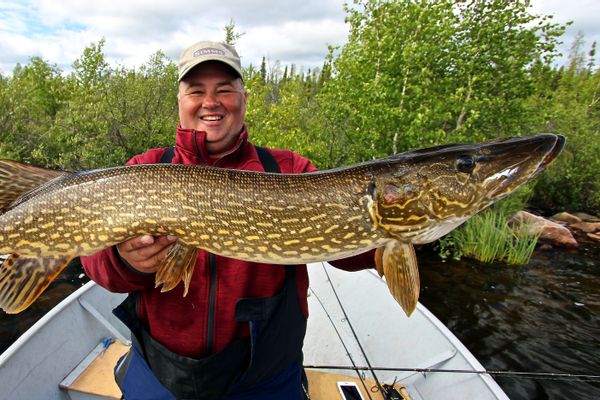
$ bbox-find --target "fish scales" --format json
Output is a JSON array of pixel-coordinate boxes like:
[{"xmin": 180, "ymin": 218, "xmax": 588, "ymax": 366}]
[
  {"xmin": 0, "ymin": 163, "xmax": 383, "ymax": 263},
  {"xmin": 0, "ymin": 134, "xmax": 565, "ymax": 314}
]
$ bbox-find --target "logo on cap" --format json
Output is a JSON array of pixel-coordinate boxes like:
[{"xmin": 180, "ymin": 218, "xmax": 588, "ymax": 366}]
[{"xmin": 193, "ymin": 48, "xmax": 226, "ymax": 58}]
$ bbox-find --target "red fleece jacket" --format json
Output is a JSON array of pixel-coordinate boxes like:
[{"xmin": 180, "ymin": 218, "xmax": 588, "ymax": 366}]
[{"xmin": 82, "ymin": 126, "xmax": 375, "ymax": 358}]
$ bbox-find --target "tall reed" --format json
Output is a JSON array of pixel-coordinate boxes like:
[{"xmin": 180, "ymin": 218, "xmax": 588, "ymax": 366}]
[{"xmin": 438, "ymin": 208, "xmax": 539, "ymax": 265}]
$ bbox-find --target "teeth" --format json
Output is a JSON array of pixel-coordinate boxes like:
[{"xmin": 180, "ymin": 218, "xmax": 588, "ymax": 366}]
[{"xmin": 202, "ymin": 116, "xmax": 223, "ymax": 121}]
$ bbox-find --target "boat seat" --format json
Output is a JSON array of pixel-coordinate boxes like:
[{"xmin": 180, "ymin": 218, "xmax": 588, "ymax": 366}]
[
  {"xmin": 305, "ymin": 370, "xmax": 412, "ymax": 400},
  {"xmin": 59, "ymin": 338, "xmax": 129, "ymax": 400},
  {"xmin": 57, "ymin": 339, "xmax": 411, "ymax": 400}
]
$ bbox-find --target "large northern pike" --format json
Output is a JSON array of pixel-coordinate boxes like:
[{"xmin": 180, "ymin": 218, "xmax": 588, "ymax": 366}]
[{"xmin": 0, "ymin": 134, "xmax": 564, "ymax": 315}]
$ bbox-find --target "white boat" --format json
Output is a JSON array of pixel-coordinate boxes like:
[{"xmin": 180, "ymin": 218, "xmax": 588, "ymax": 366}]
[{"xmin": 0, "ymin": 262, "xmax": 509, "ymax": 400}]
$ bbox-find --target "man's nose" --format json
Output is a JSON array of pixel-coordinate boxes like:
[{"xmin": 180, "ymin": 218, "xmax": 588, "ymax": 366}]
[{"xmin": 202, "ymin": 91, "xmax": 220, "ymax": 107}]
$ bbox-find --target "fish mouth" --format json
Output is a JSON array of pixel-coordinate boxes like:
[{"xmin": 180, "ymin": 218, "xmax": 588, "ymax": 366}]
[
  {"xmin": 482, "ymin": 134, "xmax": 565, "ymax": 199},
  {"xmin": 534, "ymin": 133, "xmax": 565, "ymax": 175}
]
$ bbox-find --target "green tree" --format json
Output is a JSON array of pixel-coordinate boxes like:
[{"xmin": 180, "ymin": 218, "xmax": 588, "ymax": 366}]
[
  {"xmin": 45, "ymin": 42, "xmax": 178, "ymax": 169},
  {"xmin": 251, "ymin": 72, "xmax": 318, "ymax": 153},
  {"xmin": 46, "ymin": 39, "xmax": 112, "ymax": 168},
  {"xmin": 224, "ymin": 19, "xmax": 244, "ymax": 45},
  {"xmin": 100, "ymin": 51, "xmax": 178, "ymax": 159},
  {"xmin": 1, "ymin": 8, "xmax": 596, "ymax": 215},
  {"xmin": 312, "ymin": 0, "xmax": 565, "ymax": 167},
  {"xmin": 0, "ymin": 57, "xmax": 67, "ymax": 163},
  {"xmin": 530, "ymin": 35, "xmax": 600, "ymax": 212}
]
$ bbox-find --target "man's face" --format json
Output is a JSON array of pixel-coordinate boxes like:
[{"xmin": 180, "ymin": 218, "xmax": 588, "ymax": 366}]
[{"xmin": 178, "ymin": 61, "xmax": 247, "ymax": 156}]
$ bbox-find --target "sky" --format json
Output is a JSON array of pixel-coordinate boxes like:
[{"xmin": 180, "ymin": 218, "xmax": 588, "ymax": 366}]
[{"xmin": 0, "ymin": 0, "xmax": 598, "ymax": 75}]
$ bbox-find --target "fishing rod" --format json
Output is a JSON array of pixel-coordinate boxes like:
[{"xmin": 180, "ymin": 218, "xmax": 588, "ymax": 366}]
[
  {"xmin": 320, "ymin": 264, "xmax": 391, "ymax": 399},
  {"xmin": 304, "ymin": 364, "xmax": 600, "ymax": 382},
  {"xmin": 308, "ymin": 286, "xmax": 377, "ymax": 400}
]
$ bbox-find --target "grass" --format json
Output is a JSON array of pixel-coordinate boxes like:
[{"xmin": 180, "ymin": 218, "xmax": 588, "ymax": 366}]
[{"xmin": 437, "ymin": 208, "xmax": 540, "ymax": 266}]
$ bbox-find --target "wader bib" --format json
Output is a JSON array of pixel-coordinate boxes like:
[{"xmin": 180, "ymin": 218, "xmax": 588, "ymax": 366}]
[
  {"xmin": 112, "ymin": 146, "xmax": 308, "ymax": 399},
  {"xmin": 114, "ymin": 266, "xmax": 306, "ymax": 400}
]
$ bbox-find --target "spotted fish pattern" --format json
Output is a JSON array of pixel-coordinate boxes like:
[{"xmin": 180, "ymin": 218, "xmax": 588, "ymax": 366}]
[{"xmin": 0, "ymin": 134, "xmax": 564, "ymax": 315}]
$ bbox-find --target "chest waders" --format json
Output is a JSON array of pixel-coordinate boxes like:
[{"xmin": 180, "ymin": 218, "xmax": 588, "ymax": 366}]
[{"xmin": 113, "ymin": 146, "xmax": 308, "ymax": 399}]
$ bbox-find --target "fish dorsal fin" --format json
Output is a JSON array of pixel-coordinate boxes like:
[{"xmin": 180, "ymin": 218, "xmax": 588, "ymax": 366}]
[
  {"xmin": 379, "ymin": 241, "xmax": 420, "ymax": 317},
  {"xmin": 0, "ymin": 160, "xmax": 66, "ymax": 212},
  {"xmin": 154, "ymin": 242, "xmax": 199, "ymax": 296},
  {"xmin": 0, "ymin": 254, "xmax": 73, "ymax": 313}
]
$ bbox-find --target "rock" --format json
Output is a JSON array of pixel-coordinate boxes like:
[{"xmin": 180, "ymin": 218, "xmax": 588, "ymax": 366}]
[
  {"xmin": 551, "ymin": 212, "xmax": 582, "ymax": 224},
  {"xmin": 570, "ymin": 222, "xmax": 600, "ymax": 233},
  {"xmin": 588, "ymin": 233, "xmax": 600, "ymax": 241},
  {"xmin": 510, "ymin": 211, "xmax": 579, "ymax": 248},
  {"xmin": 573, "ymin": 212, "xmax": 600, "ymax": 222}
]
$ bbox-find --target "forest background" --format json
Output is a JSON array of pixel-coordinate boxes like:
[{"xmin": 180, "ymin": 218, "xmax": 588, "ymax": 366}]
[{"xmin": 1, "ymin": 0, "xmax": 598, "ymax": 215}]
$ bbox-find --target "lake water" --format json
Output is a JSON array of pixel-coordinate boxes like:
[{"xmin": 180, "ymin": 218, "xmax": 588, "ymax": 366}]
[
  {"xmin": 418, "ymin": 240, "xmax": 600, "ymax": 400},
  {"xmin": 1, "ymin": 242, "xmax": 599, "ymax": 399}
]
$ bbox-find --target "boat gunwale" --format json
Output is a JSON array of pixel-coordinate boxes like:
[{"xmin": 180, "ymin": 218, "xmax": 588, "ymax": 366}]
[{"xmin": 0, "ymin": 281, "xmax": 98, "ymax": 366}]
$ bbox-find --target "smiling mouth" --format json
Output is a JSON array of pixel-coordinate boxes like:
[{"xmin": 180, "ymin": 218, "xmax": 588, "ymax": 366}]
[{"xmin": 201, "ymin": 115, "xmax": 223, "ymax": 121}]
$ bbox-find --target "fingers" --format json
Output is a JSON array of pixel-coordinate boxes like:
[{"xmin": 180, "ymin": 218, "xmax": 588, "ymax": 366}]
[
  {"xmin": 117, "ymin": 235, "xmax": 178, "ymax": 273},
  {"xmin": 120, "ymin": 235, "xmax": 176, "ymax": 252},
  {"xmin": 129, "ymin": 244, "xmax": 172, "ymax": 273}
]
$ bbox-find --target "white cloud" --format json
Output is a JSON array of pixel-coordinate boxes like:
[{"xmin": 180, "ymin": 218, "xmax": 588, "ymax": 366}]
[
  {"xmin": 530, "ymin": 0, "xmax": 600, "ymax": 64},
  {"xmin": 239, "ymin": 19, "xmax": 348, "ymax": 68},
  {"xmin": 0, "ymin": 0, "xmax": 349, "ymax": 74},
  {"xmin": 0, "ymin": 0, "xmax": 598, "ymax": 75}
]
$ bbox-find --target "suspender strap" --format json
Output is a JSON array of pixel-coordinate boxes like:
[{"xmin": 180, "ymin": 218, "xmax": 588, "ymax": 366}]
[
  {"xmin": 159, "ymin": 147, "xmax": 175, "ymax": 163},
  {"xmin": 254, "ymin": 146, "xmax": 281, "ymax": 173},
  {"xmin": 158, "ymin": 145, "xmax": 281, "ymax": 174}
]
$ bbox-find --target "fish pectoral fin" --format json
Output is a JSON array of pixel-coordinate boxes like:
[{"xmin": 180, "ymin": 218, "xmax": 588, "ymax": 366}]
[
  {"xmin": 0, "ymin": 254, "xmax": 72, "ymax": 314},
  {"xmin": 380, "ymin": 241, "xmax": 420, "ymax": 317},
  {"xmin": 154, "ymin": 242, "xmax": 198, "ymax": 296},
  {"xmin": 374, "ymin": 247, "xmax": 385, "ymax": 277}
]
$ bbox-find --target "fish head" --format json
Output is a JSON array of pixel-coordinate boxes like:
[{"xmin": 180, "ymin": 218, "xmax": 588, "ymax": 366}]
[{"xmin": 370, "ymin": 134, "xmax": 565, "ymax": 243}]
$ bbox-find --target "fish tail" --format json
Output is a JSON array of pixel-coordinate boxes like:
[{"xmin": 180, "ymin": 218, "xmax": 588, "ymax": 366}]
[
  {"xmin": 0, "ymin": 161, "xmax": 72, "ymax": 312},
  {"xmin": 0, "ymin": 254, "xmax": 73, "ymax": 313},
  {"xmin": 0, "ymin": 160, "xmax": 66, "ymax": 212}
]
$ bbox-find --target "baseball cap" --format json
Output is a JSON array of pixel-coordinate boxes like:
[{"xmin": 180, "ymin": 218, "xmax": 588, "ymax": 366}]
[{"xmin": 178, "ymin": 41, "xmax": 242, "ymax": 81}]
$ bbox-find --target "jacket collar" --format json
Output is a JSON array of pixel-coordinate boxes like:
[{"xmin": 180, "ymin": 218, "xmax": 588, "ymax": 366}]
[{"xmin": 175, "ymin": 125, "xmax": 249, "ymax": 166}]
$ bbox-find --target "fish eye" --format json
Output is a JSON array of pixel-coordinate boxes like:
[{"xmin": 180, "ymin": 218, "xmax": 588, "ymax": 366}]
[{"xmin": 456, "ymin": 155, "xmax": 476, "ymax": 173}]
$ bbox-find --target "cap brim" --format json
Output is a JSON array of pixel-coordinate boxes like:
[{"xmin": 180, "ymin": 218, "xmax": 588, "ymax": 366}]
[{"xmin": 178, "ymin": 59, "xmax": 243, "ymax": 81}]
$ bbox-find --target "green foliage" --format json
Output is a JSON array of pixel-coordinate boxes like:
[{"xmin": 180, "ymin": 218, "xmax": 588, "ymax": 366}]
[
  {"xmin": 0, "ymin": 56, "xmax": 68, "ymax": 163},
  {"xmin": 244, "ymin": 62, "xmax": 326, "ymax": 162},
  {"xmin": 527, "ymin": 35, "xmax": 600, "ymax": 213},
  {"xmin": 0, "ymin": 1, "xmax": 597, "ymax": 217},
  {"xmin": 492, "ymin": 184, "xmax": 535, "ymax": 217},
  {"xmin": 224, "ymin": 19, "xmax": 245, "ymax": 46},
  {"xmin": 312, "ymin": 0, "xmax": 566, "ymax": 167},
  {"xmin": 0, "ymin": 41, "xmax": 178, "ymax": 169},
  {"xmin": 437, "ymin": 208, "xmax": 540, "ymax": 265}
]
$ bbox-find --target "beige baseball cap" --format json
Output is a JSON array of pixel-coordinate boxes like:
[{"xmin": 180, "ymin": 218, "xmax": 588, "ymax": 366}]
[{"xmin": 178, "ymin": 41, "xmax": 242, "ymax": 81}]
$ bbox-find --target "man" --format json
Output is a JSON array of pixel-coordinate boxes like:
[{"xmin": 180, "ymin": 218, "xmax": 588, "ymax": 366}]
[{"xmin": 82, "ymin": 40, "xmax": 374, "ymax": 400}]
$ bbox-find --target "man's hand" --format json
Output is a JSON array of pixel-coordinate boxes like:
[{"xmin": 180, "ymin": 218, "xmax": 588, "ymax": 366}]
[{"xmin": 116, "ymin": 235, "xmax": 178, "ymax": 273}]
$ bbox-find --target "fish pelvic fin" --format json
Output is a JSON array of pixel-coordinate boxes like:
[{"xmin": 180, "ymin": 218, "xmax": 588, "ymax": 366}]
[
  {"xmin": 380, "ymin": 241, "xmax": 420, "ymax": 317},
  {"xmin": 0, "ymin": 160, "xmax": 66, "ymax": 212},
  {"xmin": 154, "ymin": 242, "xmax": 199, "ymax": 296},
  {"xmin": 0, "ymin": 254, "xmax": 72, "ymax": 313}
]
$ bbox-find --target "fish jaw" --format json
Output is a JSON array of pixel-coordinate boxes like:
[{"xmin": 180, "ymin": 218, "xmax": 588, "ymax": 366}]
[
  {"xmin": 480, "ymin": 134, "xmax": 564, "ymax": 201},
  {"xmin": 370, "ymin": 134, "xmax": 565, "ymax": 243}
]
